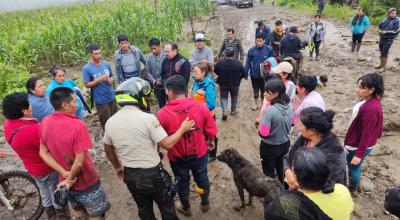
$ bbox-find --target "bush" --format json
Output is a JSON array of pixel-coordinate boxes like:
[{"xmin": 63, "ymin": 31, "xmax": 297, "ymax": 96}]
[
  {"xmin": 0, "ymin": 63, "xmax": 30, "ymax": 100},
  {"xmin": 277, "ymin": 0, "xmax": 399, "ymax": 25}
]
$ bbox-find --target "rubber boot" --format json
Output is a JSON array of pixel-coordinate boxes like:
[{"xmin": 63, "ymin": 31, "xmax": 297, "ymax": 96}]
[
  {"xmin": 177, "ymin": 196, "xmax": 192, "ymax": 217},
  {"xmin": 200, "ymin": 188, "xmax": 210, "ymax": 213},
  {"xmin": 355, "ymin": 43, "xmax": 365, "ymax": 61},
  {"xmin": 45, "ymin": 206, "xmax": 57, "ymax": 220},
  {"xmin": 375, "ymin": 56, "xmax": 383, "ymax": 69},
  {"xmin": 55, "ymin": 205, "xmax": 71, "ymax": 220},
  {"xmin": 351, "ymin": 42, "xmax": 356, "ymax": 52},
  {"xmin": 378, "ymin": 57, "xmax": 387, "ymax": 72},
  {"xmin": 222, "ymin": 111, "xmax": 228, "ymax": 121}
]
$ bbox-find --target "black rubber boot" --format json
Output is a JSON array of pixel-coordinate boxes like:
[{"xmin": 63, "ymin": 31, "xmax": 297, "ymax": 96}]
[
  {"xmin": 45, "ymin": 206, "xmax": 57, "ymax": 220},
  {"xmin": 55, "ymin": 205, "xmax": 71, "ymax": 220}
]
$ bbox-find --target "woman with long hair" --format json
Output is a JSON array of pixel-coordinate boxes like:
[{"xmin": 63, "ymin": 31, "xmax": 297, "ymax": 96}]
[
  {"xmin": 258, "ymin": 78, "xmax": 293, "ymax": 183},
  {"xmin": 345, "ymin": 73, "xmax": 384, "ymax": 195}
]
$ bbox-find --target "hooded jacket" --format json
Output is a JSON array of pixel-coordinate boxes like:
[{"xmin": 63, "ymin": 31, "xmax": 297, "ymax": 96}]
[
  {"xmin": 215, "ymin": 58, "xmax": 246, "ymax": 88},
  {"xmin": 350, "ymin": 15, "xmax": 370, "ymax": 35},
  {"xmin": 245, "ymin": 45, "xmax": 274, "ymax": 79},
  {"xmin": 192, "ymin": 75, "xmax": 216, "ymax": 112},
  {"xmin": 283, "ymin": 132, "xmax": 347, "ymax": 193},
  {"xmin": 280, "ymin": 34, "xmax": 303, "ymax": 59},
  {"xmin": 378, "ymin": 16, "xmax": 400, "ymax": 40},
  {"xmin": 259, "ymin": 103, "xmax": 293, "ymax": 145},
  {"xmin": 157, "ymin": 98, "xmax": 218, "ymax": 161}
]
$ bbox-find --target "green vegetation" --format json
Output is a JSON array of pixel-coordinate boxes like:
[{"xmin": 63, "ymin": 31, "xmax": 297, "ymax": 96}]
[
  {"xmin": 277, "ymin": 0, "xmax": 399, "ymax": 25},
  {"xmin": 0, "ymin": 0, "xmax": 213, "ymax": 99}
]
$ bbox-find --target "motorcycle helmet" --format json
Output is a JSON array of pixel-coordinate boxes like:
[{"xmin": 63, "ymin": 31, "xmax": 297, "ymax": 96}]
[{"xmin": 115, "ymin": 77, "xmax": 151, "ymax": 109}]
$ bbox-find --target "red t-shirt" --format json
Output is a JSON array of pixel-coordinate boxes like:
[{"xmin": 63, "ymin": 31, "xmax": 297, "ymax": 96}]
[
  {"xmin": 3, "ymin": 118, "xmax": 53, "ymax": 177},
  {"xmin": 40, "ymin": 112, "xmax": 99, "ymax": 191}
]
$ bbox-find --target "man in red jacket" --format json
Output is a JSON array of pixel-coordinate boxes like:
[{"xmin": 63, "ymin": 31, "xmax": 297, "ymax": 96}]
[{"xmin": 157, "ymin": 75, "xmax": 217, "ymax": 216}]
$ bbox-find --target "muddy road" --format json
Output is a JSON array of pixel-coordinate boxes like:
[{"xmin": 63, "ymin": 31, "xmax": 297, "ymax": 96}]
[{"xmin": 1, "ymin": 3, "xmax": 400, "ymax": 220}]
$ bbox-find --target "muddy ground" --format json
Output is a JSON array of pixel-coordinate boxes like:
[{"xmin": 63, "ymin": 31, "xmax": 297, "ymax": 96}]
[{"xmin": 1, "ymin": 3, "xmax": 400, "ymax": 220}]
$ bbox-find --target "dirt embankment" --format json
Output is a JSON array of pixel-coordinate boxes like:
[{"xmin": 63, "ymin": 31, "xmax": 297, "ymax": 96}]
[{"xmin": 1, "ymin": 3, "xmax": 400, "ymax": 220}]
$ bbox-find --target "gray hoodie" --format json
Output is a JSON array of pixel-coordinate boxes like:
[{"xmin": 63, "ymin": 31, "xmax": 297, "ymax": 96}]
[{"xmin": 260, "ymin": 103, "xmax": 293, "ymax": 145}]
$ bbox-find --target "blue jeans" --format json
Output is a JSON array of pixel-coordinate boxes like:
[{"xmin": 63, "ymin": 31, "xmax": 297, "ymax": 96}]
[
  {"xmin": 317, "ymin": 3, "xmax": 325, "ymax": 15},
  {"xmin": 170, "ymin": 154, "xmax": 209, "ymax": 209},
  {"xmin": 220, "ymin": 87, "xmax": 239, "ymax": 112},
  {"xmin": 346, "ymin": 148, "xmax": 373, "ymax": 191},
  {"xmin": 33, "ymin": 171, "xmax": 61, "ymax": 209}
]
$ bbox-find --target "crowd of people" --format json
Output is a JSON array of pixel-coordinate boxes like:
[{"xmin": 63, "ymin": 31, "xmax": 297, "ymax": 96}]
[{"xmin": 1, "ymin": 5, "xmax": 400, "ymax": 220}]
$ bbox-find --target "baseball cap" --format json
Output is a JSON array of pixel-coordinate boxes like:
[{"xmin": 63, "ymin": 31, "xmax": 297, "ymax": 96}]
[
  {"xmin": 271, "ymin": 62, "xmax": 294, "ymax": 74},
  {"xmin": 195, "ymin": 33, "xmax": 205, "ymax": 41}
]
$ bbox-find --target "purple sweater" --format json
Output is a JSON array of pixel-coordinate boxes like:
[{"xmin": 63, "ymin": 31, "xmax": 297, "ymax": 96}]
[{"xmin": 344, "ymin": 96, "xmax": 383, "ymax": 158}]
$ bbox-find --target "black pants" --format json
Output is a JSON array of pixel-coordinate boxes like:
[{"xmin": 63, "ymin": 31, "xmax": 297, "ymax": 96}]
[
  {"xmin": 124, "ymin": 166, "xmax": 179, "ymax": 220},
  {"xmin": 379, "ymin": 37, "xmax": 394, "ymax": 58},
  {"xmin": 251, "ymin": 78, "xmax": 265, "ymax": 100},
  {"xmin": 310, "ymin": 35, "xmax": 321, "ymax": 58},
  {"xmin": 352, "ymin": 33, "xmax": 365, "ymax": 44},
  {"xmin": 154, "ymin": 87, "xmax": 167, "ymax": 109},
  {"xmin": 259, "ymin": 141, "xmax": 290, "ymax": 184}
]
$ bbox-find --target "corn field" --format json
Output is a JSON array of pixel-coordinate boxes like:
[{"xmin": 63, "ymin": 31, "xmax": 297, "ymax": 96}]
[{"xmin": 0, "ymin": 0, "xmax": 213, "ymax": 100}]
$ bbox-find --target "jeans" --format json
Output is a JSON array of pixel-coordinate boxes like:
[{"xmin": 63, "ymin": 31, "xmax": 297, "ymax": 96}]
[
  {"xmin": 220, "ymin": 87, "xmax": 239, "ymax": 112},
  {"xmin": 260, "ymin": 141, "xmax": 290, "ymax": 184},
  {"xmin": 379, "ymin": 37, "xmax": 394, "ymax": 58},
  {"xmin": 317, "ymin": 3, "xmax": 325, "ymax": 15},
  {"xmin": 124, "ymin": 165, "xmax": 179, "ymax": 220},
  {"xmin": 347, "ymin": 148, "xmax": 373, "ymax": 192},
  {"xmin": 251, "ymin": 78, "xmax": 265, "ymax": 100},
  {"xmin": 33, "ymin": 171, "xmax": 61, "ymax": 209},
  {"xmin": 170, "ymin": 154, "xmax": 209, "ymax": 209}
]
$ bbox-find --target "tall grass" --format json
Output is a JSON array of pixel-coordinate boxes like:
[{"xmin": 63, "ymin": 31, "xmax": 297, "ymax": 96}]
[
  {"xmin": 0, "ymin": 0, "xmax": 213, "ymax": 99},
  {"xmin": 276, "ymin": 0, "xmax": 355, "ymax": 22}
]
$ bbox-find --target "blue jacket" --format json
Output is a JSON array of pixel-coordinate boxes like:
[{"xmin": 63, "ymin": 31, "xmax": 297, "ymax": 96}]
[
  {"xmin": 256, "ymin": 26, "xmax": 271, "ymax": 45},
  {"xmin": 46, "ymin": 79, "xmax": 84, "ymax": 119},
  {"xmin": 280, "ymin": 34, "xmax": 303, "ymax": 59},
  {"xmin": 245, "ymin": 45, "xmax": 274, "ymax": 79},
  {"xmin": 378, "ymin": 16, "xmax": 400, "ymax": 40},
  {"xmin": 192, "ymin": 75, "xmax": 216, "ymax": 111},
  {"xmin": 350, "ymin": 15, "xmax": 370, "ymax": 34}
]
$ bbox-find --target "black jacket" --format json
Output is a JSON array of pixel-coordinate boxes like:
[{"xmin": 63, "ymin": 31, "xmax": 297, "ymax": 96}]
[
  {"xmin": 280, "ymin": 34, "xmax": 303, "ymax": 59},
  {"xmin": 283, "ymin": 132, "xmax": 347, "ymax": 193},
  {"xmin": 215, "ymin": 58, "xmax": 246, "ymax": 88},
  {"xmin": 160, "ymin": 53, "xmax": 191, "ymax": 84},
  {"xmin": 270, "ymin": 31, "xmax": 284, "ymax": 56}
]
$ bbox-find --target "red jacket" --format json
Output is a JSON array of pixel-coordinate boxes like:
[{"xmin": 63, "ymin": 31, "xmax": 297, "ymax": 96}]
[
  {"xmin": 157, "ymin": 98, "xmax": 217, "ymax": 161},
  {"xmin": 344, "ymin": 96, "xmax": 383, "ymax": 158}
]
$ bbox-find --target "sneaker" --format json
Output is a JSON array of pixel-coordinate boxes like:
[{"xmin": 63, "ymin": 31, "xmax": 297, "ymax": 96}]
[
  {"xmin": 230, "ymin": 110, "xmax": 238, "ymax": 115},
  {"xmin": 222, "ymin": 111, "xmax": 228, "ymax": 121},
  {"xmin": 251, "ymin": 104, "xmax": 258, "ymax": 111},
  {"xmin": 177, "ymin": 206, "xmax": 192, "ymax": 217},
  {"xmin": 200, "ymin": 203, "xmax": 210, "ymax": 213}
]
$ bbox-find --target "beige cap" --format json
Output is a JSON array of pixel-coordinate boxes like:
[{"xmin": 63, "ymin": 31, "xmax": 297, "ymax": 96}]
[{"xmin": 271, "ymin": 61, "xmax": 294, "ymax": 73}]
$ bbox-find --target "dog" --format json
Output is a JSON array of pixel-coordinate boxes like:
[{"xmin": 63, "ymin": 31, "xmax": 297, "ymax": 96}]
[{"xmin": 217, "ymin": 148, "xmax": 282, "ymax": 211}]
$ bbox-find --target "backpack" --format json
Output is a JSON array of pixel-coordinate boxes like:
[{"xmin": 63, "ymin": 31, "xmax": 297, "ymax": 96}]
[
  {"xmin": 260, "ymin": 56, "xmax": 278, "ymax": 80},
  {"xmin": 162, "ymin": 103, "xmax": 203, "ymax": 157}
]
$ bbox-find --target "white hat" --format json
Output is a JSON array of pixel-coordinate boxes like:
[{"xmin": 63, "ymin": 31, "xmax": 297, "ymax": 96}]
[
  {"xmin": 271, "ymin": 61, "xmax": 294, "ymax": 73},
  {"xmin": 195, "ymin": 33, "xmax": 205, "ymax": 41}
]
